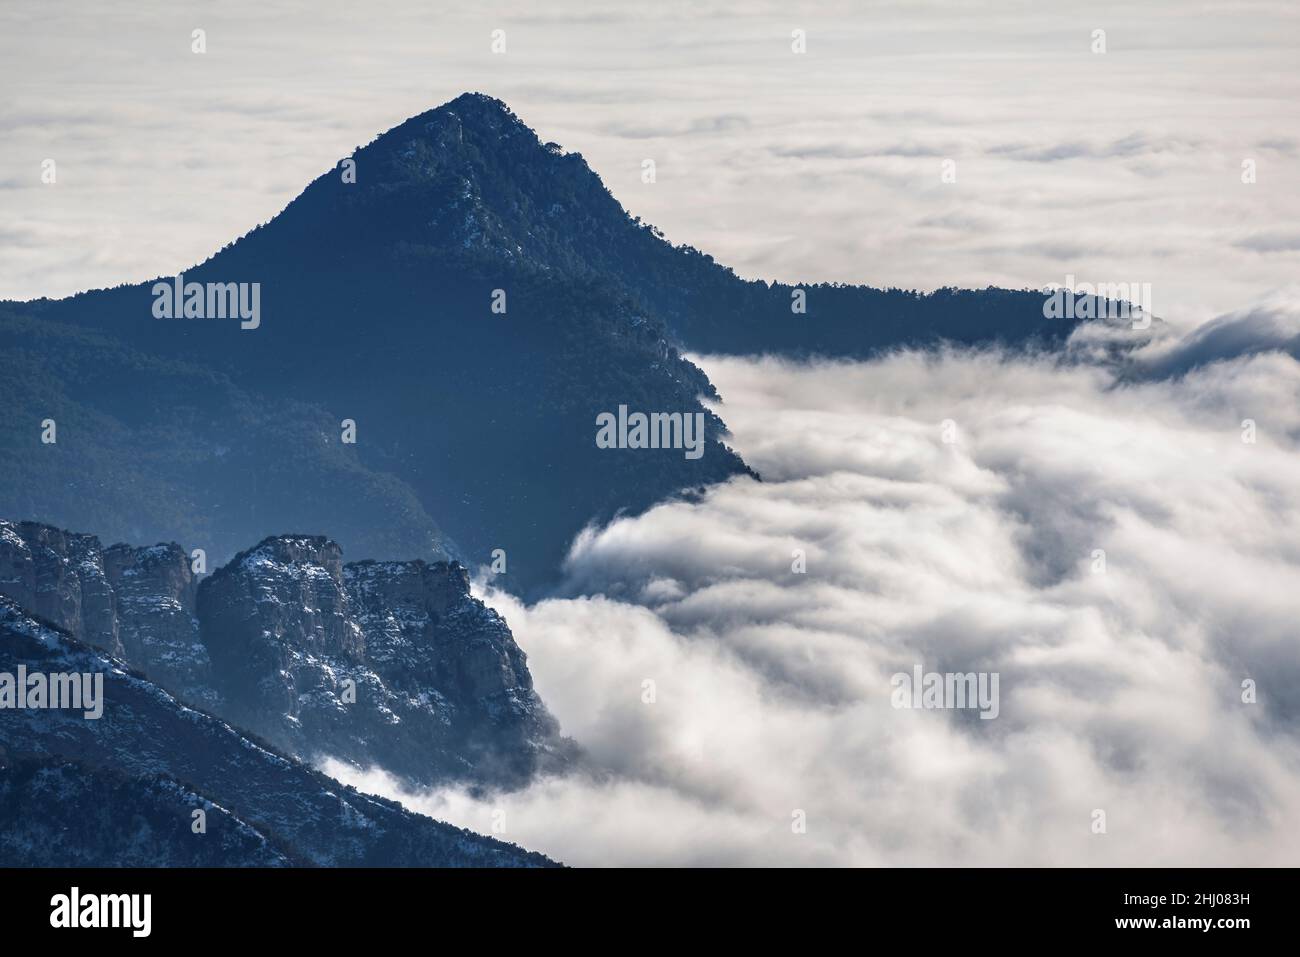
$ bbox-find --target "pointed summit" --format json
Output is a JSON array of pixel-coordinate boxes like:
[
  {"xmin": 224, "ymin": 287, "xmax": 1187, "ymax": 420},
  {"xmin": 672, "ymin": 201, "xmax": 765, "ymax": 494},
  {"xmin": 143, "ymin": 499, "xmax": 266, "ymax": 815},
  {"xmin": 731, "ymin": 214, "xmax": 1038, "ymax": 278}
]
[
  {"xmin": 378, "ymin": 92, "xmax": 534, "ymax": 152},
  {"xmin": 203, "ymin": 90, "xmax": 623, "ymax": 278},
  {"xmin": 443, "ymin": 91, "xmax": 522, "ymax": 120},
  {"xmin": 24, "ymin": 92, "xmax": 751, "ymax": 596},
  {"xmin": 307, "ymin": 90, "xmax": 625, "ymax": 270}
]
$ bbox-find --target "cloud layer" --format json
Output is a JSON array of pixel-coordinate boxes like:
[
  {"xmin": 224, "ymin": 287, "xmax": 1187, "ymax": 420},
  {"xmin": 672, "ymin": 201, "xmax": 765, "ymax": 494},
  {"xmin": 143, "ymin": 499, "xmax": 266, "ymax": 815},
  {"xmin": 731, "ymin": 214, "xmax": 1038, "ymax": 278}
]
[
  {"xmin": 3, "ymin": 1, "xmax": 1299, "ymax": 325},
  {"xmin": 327, "ymin": 306, "xmax": 1300, "ymax": 865}
]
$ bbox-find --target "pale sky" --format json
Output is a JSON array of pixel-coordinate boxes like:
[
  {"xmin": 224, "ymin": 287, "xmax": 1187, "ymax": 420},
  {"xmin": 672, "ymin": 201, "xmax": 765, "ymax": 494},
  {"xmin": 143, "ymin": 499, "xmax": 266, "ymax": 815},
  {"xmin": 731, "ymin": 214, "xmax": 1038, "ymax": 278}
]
[{"xmin": 2, "ymin": 0, "xmax": 1298, "ymax": 326}]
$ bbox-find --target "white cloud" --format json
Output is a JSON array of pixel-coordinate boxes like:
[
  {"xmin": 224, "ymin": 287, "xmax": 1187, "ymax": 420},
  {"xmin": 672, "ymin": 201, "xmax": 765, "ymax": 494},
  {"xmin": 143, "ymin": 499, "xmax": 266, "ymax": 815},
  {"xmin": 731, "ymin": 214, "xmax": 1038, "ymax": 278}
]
[
  {"xmin": 1136, "ymin": 286, "xmax": 1300, "ymax": 376},
  {"xmin": 327, "ymin": 313, "xmax": 1300, "ymax": 865}
]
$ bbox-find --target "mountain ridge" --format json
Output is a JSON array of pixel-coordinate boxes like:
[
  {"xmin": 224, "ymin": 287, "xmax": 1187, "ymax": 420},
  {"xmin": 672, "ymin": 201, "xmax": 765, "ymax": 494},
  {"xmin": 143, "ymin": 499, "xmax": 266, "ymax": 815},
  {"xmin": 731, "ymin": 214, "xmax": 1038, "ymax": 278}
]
[
  {"xmin": 0, "ymin": 594, "xmax": 557, "ymax": 866},
  {"xmin": 0, "ymin": 92, "xmax": 1138, "ymax": 596}
]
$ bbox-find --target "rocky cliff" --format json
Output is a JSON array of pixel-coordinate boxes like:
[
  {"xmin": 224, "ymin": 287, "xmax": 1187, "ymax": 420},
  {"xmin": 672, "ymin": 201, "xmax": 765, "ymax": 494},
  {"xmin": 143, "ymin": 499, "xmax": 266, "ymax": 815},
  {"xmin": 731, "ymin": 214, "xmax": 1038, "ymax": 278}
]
[
  {"xmin": 198, "ymin": 535, "xmax": 571, "ymax": 787},
  {"xmin": 0, "ymin": 520, "xmax": 211, "ymax": 701},
  {"xmin": 0, "ymin": 520, "xmax": 571, "ymax": 790}
]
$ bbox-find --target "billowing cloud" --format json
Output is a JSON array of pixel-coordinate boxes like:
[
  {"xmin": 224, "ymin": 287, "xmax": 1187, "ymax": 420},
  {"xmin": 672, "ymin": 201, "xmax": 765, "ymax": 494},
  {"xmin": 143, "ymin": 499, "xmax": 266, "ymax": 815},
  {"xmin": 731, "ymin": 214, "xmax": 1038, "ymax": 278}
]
[
  {"xmin": 327, "ymin": 310, "xmax": 1300, "ymax": 865},
  {"xmin": 1137, "ymin": 287, "xmax": 1300, "ymax": 377}
]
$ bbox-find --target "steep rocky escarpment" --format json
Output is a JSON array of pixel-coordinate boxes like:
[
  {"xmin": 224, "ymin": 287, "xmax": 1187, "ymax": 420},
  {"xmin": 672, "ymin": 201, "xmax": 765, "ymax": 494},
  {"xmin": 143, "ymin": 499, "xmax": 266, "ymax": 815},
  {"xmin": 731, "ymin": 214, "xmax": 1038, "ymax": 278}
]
[
  {"xmin": 198, "ymin": 535, "xmax": 570, "ymax": 787},
  {"xmin": 0, "ymin": 520, "xmax": 571, "ymax": 791},
  {"xmin": 0, "ymin": 520, "xmax": 212, "ymax": 702}
]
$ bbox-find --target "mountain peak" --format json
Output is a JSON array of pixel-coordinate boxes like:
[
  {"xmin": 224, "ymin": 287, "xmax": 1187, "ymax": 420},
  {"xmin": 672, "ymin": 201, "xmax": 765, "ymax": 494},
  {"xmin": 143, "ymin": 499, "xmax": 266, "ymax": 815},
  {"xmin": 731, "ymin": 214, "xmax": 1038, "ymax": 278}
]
[
  {"xmin": 377, "ymin": 91, "xmax": 537, "ymax": 158},
  {"xmin": 202, "ymin": 88, "xmax": 645, "ymax": 289},
  {"xmin": 443, "ymin": 91, "xmax": 517, "ymax": 119}
]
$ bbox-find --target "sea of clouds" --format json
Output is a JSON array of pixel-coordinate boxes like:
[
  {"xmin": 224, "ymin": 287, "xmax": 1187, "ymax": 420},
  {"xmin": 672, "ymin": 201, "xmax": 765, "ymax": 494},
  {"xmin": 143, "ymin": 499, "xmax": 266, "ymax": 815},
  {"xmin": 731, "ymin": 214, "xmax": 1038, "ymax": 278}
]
[
  {"xmin": 326, "ymin": 294, "xmax": 1300, "ymax": 866},
  {"xmin": 5, "ymin": 1, "xmax": 1298, "ymax": 325}
]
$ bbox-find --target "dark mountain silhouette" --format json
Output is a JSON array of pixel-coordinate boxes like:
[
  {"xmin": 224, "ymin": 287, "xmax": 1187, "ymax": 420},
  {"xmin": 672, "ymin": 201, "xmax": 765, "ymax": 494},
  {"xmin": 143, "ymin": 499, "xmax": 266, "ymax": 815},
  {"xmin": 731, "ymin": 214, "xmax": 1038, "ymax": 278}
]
[
  {"xmin": 1, "ymin": 93, "xmax": 1118, "ymax": 594},
  {"xmin": 0, "ymin": 758, "xmax": 298, "ymax": 867},
  {"xmin": 0, "ymin": 307, "xmax": 457, "ymax": 571},
  {"xmin": 0, "ymin": 595, "xmax": 556, "ymax": 866}
]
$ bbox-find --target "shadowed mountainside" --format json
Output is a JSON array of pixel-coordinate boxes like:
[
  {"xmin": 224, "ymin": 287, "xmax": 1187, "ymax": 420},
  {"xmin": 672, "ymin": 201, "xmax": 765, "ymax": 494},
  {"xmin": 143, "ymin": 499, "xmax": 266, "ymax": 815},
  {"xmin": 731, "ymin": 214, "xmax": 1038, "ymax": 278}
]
[
  {"xmin": 2, "ymin": 93, "xmax": 1123, "ymax": 594},
  {"xmin": 0, "ymin": 595, "xmax": 557, "ymax": 866}
]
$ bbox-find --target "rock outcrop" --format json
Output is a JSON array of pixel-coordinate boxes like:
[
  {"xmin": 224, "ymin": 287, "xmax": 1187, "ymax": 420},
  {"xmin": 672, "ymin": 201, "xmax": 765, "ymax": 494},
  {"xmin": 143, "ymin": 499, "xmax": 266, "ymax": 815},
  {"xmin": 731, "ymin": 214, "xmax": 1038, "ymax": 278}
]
[
  {"xmin": 0, "ymin": 521, "xmax": 572, "ymax": 791},
  {"xmin": 0, "ymin": 521, "xmax": 121, "ymax": 656},
  {"xmin": 198, "ymin": 535, "xmax": 570, "ymax": 788},
  {"xmin": 0, "ymin": 521, "xmax": 214, "ymax": 705}
]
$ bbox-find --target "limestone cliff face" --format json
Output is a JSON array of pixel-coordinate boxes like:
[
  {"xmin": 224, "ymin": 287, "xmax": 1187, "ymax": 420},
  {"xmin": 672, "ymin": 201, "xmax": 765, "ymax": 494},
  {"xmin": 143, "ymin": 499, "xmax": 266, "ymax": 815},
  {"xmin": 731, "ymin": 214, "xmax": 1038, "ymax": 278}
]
[
  {"xmin": 102, "ymin": 540, "xmax": 216, "ymax": 707},
  {"xmin": 344, "ymin": 558, "xmax": 560, "ymax": 784},
  {"xmin": 0, "ymin": 521, "xmax": 572, "ymax": 790},
  {"xmin": 196, "ymin": 536, "xmax": 359, "ymax": 735},
  {"xmin": 0, "ymin": 521, "xmax": 214, "ymax": 706},
  {"xmin": 198, "ymin": 537, "xmax": 570, "ymax": 788},
  {"xmin": 0, "ymin": 521, "xmax": 121, "ymax": 656}
]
